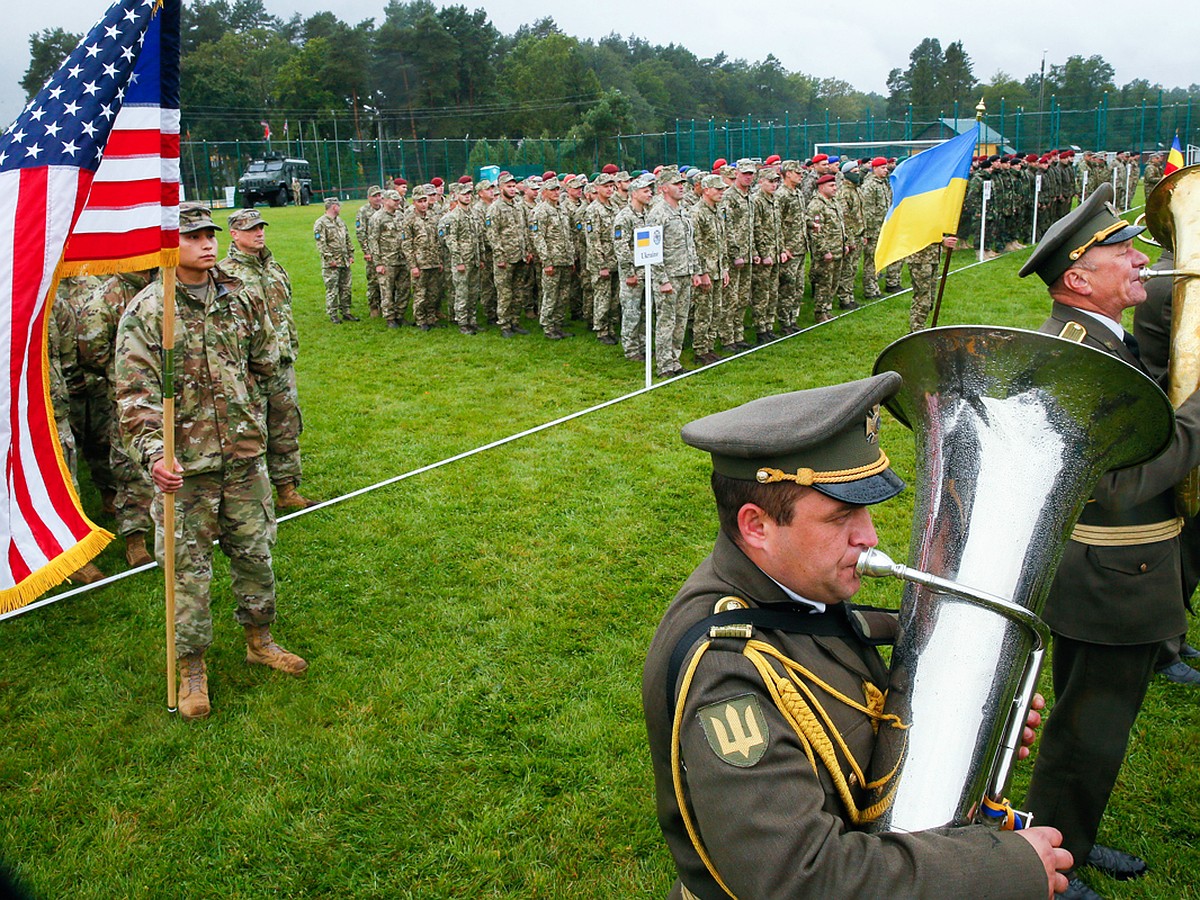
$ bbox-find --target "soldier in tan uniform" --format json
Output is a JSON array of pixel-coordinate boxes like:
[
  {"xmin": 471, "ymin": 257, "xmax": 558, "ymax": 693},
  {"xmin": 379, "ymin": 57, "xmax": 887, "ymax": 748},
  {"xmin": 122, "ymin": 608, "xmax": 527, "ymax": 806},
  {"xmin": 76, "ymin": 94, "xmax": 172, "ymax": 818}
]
[
  {"xmin": 403, "ymin": 185, "xmax": 444, "ymax": 330},
  {"xmin": 750, "ymin": 167, "xmax": 786, "ymax": 344},
  {"xmin": 690, "ymin": 174, "xmax": 729, "ymax": 366},
  {"xmin": 313, "ymin": 198, "xmax": 356, "ymax": 323},
  {"xmin": 586, "ymin": 172, "xmax": 621, "ymax": 345},
  {"xmin": 529, "ymin": 177, "xmax": 575, "ymax": 340},
  {"xmin": 356, "ymin": 185, "xmax": 383, "ymax": 317},
  {"xmin": 442, "ymin": 182, "xmax": 483, "ymax": 334},
  {"xmin": 720, "ymin": 160, "xmax": 756, "ymax": 351},
  {"xmin": 370, "ymin": 190, "xmax": 409, "ymax": 328}
]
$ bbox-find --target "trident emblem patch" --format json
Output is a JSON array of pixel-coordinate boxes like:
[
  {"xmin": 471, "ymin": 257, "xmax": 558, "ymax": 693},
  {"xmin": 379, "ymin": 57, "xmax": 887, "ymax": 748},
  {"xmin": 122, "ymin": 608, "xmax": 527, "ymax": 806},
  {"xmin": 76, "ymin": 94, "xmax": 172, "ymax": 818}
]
[{"xmin": 698, "ymin": 694, "xmax": 769, "ymax": 767}]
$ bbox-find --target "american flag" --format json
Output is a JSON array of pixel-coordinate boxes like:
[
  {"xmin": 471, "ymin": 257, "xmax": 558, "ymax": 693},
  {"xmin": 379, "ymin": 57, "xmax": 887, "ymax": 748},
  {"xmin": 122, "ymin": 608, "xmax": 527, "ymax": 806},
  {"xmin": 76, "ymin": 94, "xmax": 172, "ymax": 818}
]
[{"xmin": 0, "ymin": 0, "xmax": 179, "ymax": 612}]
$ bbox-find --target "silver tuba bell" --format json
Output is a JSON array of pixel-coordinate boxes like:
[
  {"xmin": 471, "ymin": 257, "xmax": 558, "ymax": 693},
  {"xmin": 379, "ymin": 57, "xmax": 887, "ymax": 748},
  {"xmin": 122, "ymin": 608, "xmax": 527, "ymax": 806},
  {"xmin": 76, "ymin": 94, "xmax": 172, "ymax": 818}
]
[{"xmin": 858, "ymin": 325, "xmax": 1173, "ymax": 834}]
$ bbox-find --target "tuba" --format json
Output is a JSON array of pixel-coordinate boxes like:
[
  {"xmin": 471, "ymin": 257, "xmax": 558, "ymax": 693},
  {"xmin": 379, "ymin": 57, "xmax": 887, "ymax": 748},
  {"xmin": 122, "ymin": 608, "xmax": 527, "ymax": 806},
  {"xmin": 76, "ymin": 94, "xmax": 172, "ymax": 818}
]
[
  {"xmin": 856, "ymin": 326, "xmax": 1173, "ymax": 834},
  {"xmin": 1145, "ymin": 163, "xmax": 1200, "ymax": 515}
]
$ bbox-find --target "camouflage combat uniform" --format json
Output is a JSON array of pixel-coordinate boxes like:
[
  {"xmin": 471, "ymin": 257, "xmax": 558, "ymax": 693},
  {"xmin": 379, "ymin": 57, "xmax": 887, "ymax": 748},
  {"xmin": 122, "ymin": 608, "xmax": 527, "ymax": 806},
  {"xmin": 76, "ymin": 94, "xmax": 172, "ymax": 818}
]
[
  {"xmin": 369, "ymin": 204, "xmax": 409, "ymax": 325},
  {"xmin": 488, "ymin": 191, "xmax": 529, "ymax": 332},
  {"xmin": 859, "ymin": 171, "xmax": 900, "ymax": 295},
  {"xmin": 646, "ymin": 193, "xmax": 697, "ymax": 376},
  {"xmin": 1143, "ymin": 159, "xmax": 1164, "ymax": 199},
  {"xmin": 690, "ymin": 194, "xmax": 727, "ymax": 357},
  {"xmin": 76, "ymin": 270, "xmax": 157, "ymax": 538},
  {"xmin": 907, "ymin": 241, "xmax": 944, "ymax": 332},
  {"xmin": 442, "ymin": 199, "xmax": 482, "ymax": 329},
  {"xmin": 806, "ymin": 190, "xmax": 846, "ymax": 321},
  {"xmin": 530, "ymin": 192, "xmax": 575, "ymax": 336},
  {"xmin": 613, "ymin": 202, "xmax": 649, "ymax": 359},
  {"xmin": 313, "ymin": 210, "xmax": 354, "ymax": 319},
  {"xmin": 472, "ymin": 195, "xmax": 498, "ymax": 324},
  {"xmin": 220, "ymin": 244, "xmax": 306, "ymax": 489},
  {"xmin": 776, "ymin": 176, "xmax": 807, "ymax": 327},
  {"xmin": 355, "ymin": 201, "xmax": 382, "ymax": 315},
  {"xmin": 586, "ymin": 195, "xmax": 620, "ymax": 342},
  {"xmin": 403, "ymin": 205, "xmax": 444, "ymax": 328},
  {"xmin": 836, "ymin": 177, "xmax": 864, "ymax": 308},
  {"xmin": 720, "ymin": 182, "xmax": 754, "ymax": 348},
  {"xmin": 750, "ymin": 184, "xmax": 783, "ymax": 335},
  {"xmin": 59, "ymin": 275, "xmax": 115, "ymax": 499},
  {"xmin": 115, "ymin": 269, "xmax": 281, "ymax": 657},
  {"xmin": 48, "ymin": 291, "xmax": 80, "ymax": 485}
]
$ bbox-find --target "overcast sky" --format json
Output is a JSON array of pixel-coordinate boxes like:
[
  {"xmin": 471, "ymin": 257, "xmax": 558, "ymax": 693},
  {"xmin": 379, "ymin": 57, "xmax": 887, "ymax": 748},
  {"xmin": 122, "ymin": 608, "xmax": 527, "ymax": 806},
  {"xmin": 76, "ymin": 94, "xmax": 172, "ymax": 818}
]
[{"xmin": 7, "ymin": 0, "xmax": 1199, "ymax": 127}]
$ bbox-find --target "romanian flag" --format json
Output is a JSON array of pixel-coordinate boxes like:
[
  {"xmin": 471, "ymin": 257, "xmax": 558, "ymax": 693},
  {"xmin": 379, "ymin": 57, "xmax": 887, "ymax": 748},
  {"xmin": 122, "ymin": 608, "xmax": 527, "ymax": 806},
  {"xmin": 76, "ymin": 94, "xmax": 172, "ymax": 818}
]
[
  {"xmin": 1165, "ymin": 134, "xmax": 1184, "ymax": 176},
  {"xmin": 874, "ymin": 129, "xmax": 976, "ymax": 272}
]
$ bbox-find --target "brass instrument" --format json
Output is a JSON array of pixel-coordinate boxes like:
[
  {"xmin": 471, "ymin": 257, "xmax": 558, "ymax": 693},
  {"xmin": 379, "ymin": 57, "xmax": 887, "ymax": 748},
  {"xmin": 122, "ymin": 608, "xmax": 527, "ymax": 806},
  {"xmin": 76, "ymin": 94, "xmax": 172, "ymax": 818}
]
[
  {"xmin": 1146, "ymin": 164, "xmax": 1200, "ymax": 515},
  {"xmin": 858, "ymin": 326, "xmax": 1173, "ymax": 834}
]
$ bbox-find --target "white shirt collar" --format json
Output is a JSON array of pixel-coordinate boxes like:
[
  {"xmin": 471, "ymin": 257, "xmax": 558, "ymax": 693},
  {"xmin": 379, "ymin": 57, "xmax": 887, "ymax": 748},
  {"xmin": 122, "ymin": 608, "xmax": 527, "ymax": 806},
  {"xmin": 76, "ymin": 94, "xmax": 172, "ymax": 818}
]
[
  {"xmin": 1073, "ymin": 307, "xmax": 1125, "ymax": 340},
  {"xmin": 762, "ymin": 570, "xmax": 827, "ymax": 613}
]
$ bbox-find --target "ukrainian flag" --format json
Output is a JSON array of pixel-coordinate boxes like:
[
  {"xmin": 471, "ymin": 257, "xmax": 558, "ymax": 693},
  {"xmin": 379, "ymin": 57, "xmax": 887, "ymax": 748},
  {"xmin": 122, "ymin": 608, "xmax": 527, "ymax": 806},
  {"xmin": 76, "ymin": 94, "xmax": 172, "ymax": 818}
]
[
  {"xmin": 874, "ymin": 129, "xmax": 976, "ymax": 272},
  {"xmin": 1166, "ymin": 134, "xmax": 1184, "ymax": 176}
]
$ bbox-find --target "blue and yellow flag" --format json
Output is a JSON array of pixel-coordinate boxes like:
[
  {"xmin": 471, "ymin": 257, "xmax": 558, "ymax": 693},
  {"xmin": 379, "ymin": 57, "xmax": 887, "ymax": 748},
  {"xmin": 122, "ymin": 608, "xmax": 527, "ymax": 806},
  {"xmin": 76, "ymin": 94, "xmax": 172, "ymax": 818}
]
[{"xmin": 874, "ymin": 129, "xmax": 976, "ymax": 272}]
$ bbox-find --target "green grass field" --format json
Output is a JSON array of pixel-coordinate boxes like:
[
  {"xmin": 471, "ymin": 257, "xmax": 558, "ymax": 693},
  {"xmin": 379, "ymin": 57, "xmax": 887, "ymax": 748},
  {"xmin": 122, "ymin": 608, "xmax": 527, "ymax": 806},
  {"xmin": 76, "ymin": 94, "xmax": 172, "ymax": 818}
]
[{"xmin": 2, "ymin": 199, "xmax": 1197, "ymax": 898}]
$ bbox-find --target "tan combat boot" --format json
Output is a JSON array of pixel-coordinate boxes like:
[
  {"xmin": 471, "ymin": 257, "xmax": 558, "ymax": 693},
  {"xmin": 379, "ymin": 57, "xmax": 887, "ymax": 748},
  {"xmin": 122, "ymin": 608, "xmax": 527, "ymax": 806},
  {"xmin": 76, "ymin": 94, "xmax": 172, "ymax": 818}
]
[
  {"xmin": 125, "ymin": 532, "xmax": 153, "ymax": 567},
  {"xmin": 244, "ymin": 625, "xmax": 308, "ymax": 674},
  {"xmin": 178, "ymin": 652, "xmax": 210, "ymax": 721},
  {"xmin": 275, "ymin": 481, "xmax": 315, "ymax": 510},
  {"xmin": 69, "ymin": 561, "xmax": 105, "ymax": 584}
]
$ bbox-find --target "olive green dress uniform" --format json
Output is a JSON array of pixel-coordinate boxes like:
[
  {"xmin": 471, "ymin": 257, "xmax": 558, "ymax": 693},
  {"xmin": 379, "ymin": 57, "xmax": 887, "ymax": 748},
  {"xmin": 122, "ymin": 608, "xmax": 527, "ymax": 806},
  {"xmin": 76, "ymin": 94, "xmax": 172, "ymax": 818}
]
[
  {"xmin": 689, "ymin": 182, "xmax": 727, "ymax": 359},
  {"xmin": 720, "ymin": 173, "xmax": 755, "ymax": 349},
  {"xmin": 1020, "ymin": 186, "xmax": 1200, "ymax": 870},
  {"xmin": 313, "ymin": 205, "xmax": 354, "ymax": 320},
  {"xmin": 806, "ymin": 190, "xmax": 845, "ymax": 321},
  {"xmin": 403, "ymin": 194, "xmax": 444, "ymax": 329},
  {"xmin": 355, "ymin": 191, "xmax": 382, "ymax": 316},
  {"xmin": 643, "ymin": 378, "xmax": 1049, "ymax": 900},
  {"xmin": 585, "ymin": 188, "xmax": 620, "ymax": 343},
  {"xmin": 750, "ymin": 178, "xmax": 783, "ymax": 338}
]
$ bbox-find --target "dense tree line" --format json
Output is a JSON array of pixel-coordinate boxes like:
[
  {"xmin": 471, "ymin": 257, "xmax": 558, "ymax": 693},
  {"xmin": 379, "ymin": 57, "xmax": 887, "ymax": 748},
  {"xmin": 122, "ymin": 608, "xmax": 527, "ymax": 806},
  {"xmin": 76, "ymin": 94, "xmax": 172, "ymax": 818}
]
[{"xmin": 21, "ymin": 5, "xmax": 1200, "ymax": 150}]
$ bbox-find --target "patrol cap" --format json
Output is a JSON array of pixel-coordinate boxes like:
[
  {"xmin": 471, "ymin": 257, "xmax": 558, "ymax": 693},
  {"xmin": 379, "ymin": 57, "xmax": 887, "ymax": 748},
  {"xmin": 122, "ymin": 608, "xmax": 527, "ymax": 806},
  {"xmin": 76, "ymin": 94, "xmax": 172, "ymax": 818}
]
[
  {"xmin": 736, "ymin": 158, "xmax": 758, "ymax": 174},
  {"xmin": 180, "ymin": 202, "xmax": 220, "ymax": 233},
  {"xmin": 542, "ymin": 177, "xmax": 561, "ymax": 190},
  {"xmin": 323, "ymin": 197, "xmax": 340, "ymax": 208},
  {"xmin": 410, "ymin": 184, "xmax": 431, "ymax": 199},
  {"xmin": 701, "ymin": 174, "xmax": 726, "ymax": 190},
  {"xmin": 681, "ymin": 372, "xmax": 906, "ymax": 505},
  {"xmin": 524, "ymin": 176, "xmax": 543, "ymax": 189},
  {"xmin": 1018, "ymin": 183, "xmax": 1144, "ymax": 285},
  {"xmin": 227, "ymin": 208, "xmax": 267, "ymax": 230},
  {"xmin": 476, "ymin": 178, "xmax": 493, "ymax": 191},
  {"xmin": 657, "ymin": 168, "xmax": 685, "ymax": 186},
  {"xmin": 687, "ymin": 168, "xmax": 706, "ymax": 184},
  {"xmin": 566, "ymin": 174, "xmax": 587, "ymax": 188},
  {"xmin": 615, "ymin": 171, "xmax": 632, "ymax": 182},
  {"xmin": 454, "ymin": 181, "xmax": 474, "ymax": 194},
  {"xmin": 780, "ymin": 159, "xmax": 802, "ymax": 174},
  {"xmin": 496, "ymin": 172, "xmax": 515, "ymax": 185},
  {"xmin": 630, "ymin": 172, "xmax": 656, "ymax": 191},
  {"xmin": 758, "ymin": 168, "xmax": 780, "ymax": 182},
  {"xmin": 368, "ymin": 185, "xmax": 383, "ymax": 197},
  {"xmin": 594, "ymin": 172, "xmax": 616, "ymax": 186},
  {"xmin": 382, "ymin": 189, "xmax": 401, "ymax": 201},
  {"xmin": 718, "ymin": 165, "xmax": 736, "ymax": 177}
]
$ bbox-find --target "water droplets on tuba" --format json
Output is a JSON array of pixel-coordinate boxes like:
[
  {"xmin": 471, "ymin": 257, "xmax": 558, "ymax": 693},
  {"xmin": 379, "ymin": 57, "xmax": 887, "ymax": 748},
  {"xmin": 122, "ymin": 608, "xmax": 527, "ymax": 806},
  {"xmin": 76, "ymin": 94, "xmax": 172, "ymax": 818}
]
[{"xmin": 857, "ymin": 326, "xmax": 1173, "ymax": 834}]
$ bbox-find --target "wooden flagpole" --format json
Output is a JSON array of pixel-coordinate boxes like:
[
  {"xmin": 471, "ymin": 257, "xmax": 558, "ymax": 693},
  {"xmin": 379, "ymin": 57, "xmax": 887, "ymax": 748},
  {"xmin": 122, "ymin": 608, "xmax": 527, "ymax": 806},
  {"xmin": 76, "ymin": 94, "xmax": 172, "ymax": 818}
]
[
  {"xmin": 929, "ymin": 241, "xmax": 954, "ymax": 328},
  {"xmin": 162, "ymin": 264, "xmax": 178, "ymax": 713}
]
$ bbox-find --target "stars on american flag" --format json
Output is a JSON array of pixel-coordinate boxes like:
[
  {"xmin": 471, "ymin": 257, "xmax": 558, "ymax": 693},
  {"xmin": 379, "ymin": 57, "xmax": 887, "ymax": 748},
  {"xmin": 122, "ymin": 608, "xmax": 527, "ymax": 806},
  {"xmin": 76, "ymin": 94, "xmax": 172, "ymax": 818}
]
[{"xmin": 0, "ymin": 0, "xmax": 157, "ymax": 175}]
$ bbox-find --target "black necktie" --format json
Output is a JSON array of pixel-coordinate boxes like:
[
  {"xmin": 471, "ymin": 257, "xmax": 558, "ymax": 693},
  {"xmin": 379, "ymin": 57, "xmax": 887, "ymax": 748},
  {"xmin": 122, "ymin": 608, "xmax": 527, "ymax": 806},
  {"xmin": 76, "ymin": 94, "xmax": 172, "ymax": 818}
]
[{"xmin": 1123, "ymin": 331, "xmax": 1141, "ymax": 360}]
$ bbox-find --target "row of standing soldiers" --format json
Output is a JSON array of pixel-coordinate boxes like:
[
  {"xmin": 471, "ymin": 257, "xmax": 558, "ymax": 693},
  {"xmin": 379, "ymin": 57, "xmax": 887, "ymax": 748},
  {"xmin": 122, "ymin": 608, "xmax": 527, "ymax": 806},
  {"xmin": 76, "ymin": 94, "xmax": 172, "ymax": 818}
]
[
  {"xmin": 961, "ymin": 149, "xmax": 1152, "ymax": 256},
  {"xmin": 334, "ymin": 154, "xmax": 920, "ymax": 376}
]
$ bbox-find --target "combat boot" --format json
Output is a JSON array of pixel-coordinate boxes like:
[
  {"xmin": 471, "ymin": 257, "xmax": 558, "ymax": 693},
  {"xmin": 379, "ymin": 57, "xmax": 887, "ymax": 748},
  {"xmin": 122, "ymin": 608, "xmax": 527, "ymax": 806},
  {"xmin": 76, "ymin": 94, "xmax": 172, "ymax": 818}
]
[
  {"xmin": 125, "ymin": 532, "xmax": 153, "ymax": 567},
  {"xmin": 244, "ymin": 625, "xmax": 308, "ymax": 675},
  {"xmin": 100, "ymin": 489, "xmax": 117, "ymax": 517},
  {"xmin": 178, "ymin": 652, "xmax": 210, "ymax": 721},
  {"xmin": 69, "ymin": 561, "xmax": 105, "ymax": 584},
  {"xmin": 276, "ymin": 481, "xmax": 315, "ymax": 510}
]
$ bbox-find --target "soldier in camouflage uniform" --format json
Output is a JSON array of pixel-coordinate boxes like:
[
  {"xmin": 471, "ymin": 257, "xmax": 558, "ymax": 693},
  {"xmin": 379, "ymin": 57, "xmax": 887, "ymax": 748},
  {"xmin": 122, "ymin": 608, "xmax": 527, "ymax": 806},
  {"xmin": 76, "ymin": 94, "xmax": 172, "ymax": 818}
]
[
  {"xmin": 58, "ymin": 275, "xmax": 116, "ymax": 515},
  {"xmin": 472, "ymin": 179, "xmax": 499, "ymax": 325},
  {"xmin": 646, "ymin": 168, "xmax": 699, "ymax": 377},
  {"xmin": 223, "ymin": 209, "xmax": 313, "ymax": 512},
  {"xmin": 442, "ymin": 182, "xmax": 483, "ymax": 334},
  {"xmin": 613, "ymin": 173, "xmax": 655, "ymax": 361},
  {"xmin": 565, "ymin": 174, "xmax": 592, "ymax": 327},
  {"xmin": 836, "ymin": 164, "xmax": 865, "ymax": 310},
  {"xmin": 720, "ymin": 160, "xmax": 757, "ymax": 351},
  {"xmin": 369, "ymin": 190, "xmax": 409, "ymax": 328},
  {"xmin": 488, "ymin": 173, "xmax": 532, "ymax": 338},
  {"xmin": 691, "ymin": 174, "xmax": 729, "ymax": 365},
  {"xmin": 76, "ymin": 269, "xmax": 157, "ymax": 567},
  {"xmin": 530, "ymin": 177, "xmax": 576, "ymax": 340},
  {"xmin": 115, "ymin": 203, "xmax": 306, "ymax": 723},
  {"xmin": 776, "ymin": 160, "xmax": 807, "ymax": 333},
  {"xmin": 860, "ymin": 158, "xmax": 901, "ymax": 295},
  {"xmin": 48, "ymin": 290, "xmax": 106, "ymax": 584},
  {"xmin": 907, "ymin": 236, "xmax": 957, "ymax": 332},
  {"xmin": 356, "ymin": 186, "xmax": 383, "ymax": 317},
  {"xmin": 1143, "ymin": 152, "xmax": 1165, "ymax": 199},
  {"xmin": 806, "ymin": 174, "xmax": 846, "ymax": 323},
  {"xmin": 314, "ymin": 198, "xmax": 356, "ymax": 323},
  {"xmin": 750, "ymin": 167, "xmax": 785, "ymax": 343},
  {"xmin": 586, "ymin": 172, "xmax": 621, "ymax": 345},
  {"xmin": 403, "ymin": 185, "xmax": 445, "ymax": 330}
]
